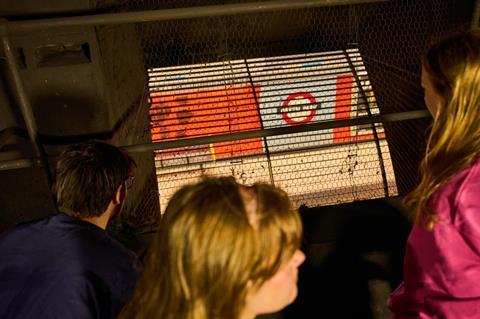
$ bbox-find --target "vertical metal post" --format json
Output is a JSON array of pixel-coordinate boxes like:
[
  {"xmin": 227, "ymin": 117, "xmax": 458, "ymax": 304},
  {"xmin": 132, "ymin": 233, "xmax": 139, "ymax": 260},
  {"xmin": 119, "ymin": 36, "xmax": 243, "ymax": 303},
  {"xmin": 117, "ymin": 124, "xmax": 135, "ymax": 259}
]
[
  {"xmin": 244, "ymin": 59, "xmax": 276, "ymax": 186},
  {"xmin": 0, "ymin": 19, "xmax": 53, "ymax": 188},
  {"xmin": 344, "ymin": 49, "xmax": 390, "ymax": 197}
]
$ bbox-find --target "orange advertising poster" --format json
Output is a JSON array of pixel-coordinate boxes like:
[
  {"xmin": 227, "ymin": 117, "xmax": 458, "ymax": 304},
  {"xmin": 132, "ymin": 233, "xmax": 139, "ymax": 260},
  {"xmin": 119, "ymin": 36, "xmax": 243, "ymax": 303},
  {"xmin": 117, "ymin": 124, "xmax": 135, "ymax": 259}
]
[
  {"xmin": 150, "ymin": 84, "xmax": 263, "ymax": 162},
  {"xmin": 333, "ymin": 73, "xmax": 385, "ymax": 143}
]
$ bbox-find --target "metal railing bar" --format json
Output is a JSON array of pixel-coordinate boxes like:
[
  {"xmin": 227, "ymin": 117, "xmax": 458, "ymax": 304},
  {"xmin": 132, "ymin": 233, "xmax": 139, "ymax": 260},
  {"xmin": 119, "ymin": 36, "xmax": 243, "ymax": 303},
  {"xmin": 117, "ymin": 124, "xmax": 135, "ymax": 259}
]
[
  {"xmin": 0, "ymin": 109, "xmax": 428, "ymax": 171},
  {"xmin": 8, "ymin": 0, "xmax": 389, "ymax": 33},
  {"xmin": 127, "ymin": 109, "xmax": 429, "ymax": 152}
]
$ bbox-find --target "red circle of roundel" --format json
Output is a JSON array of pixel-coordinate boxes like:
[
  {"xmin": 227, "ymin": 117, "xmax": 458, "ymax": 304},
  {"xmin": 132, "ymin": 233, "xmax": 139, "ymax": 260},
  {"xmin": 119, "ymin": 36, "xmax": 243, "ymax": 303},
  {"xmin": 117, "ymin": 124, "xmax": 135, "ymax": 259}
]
[{"xmin": 280, "ymin": 92, "xmax": 317, "ymax": 125}]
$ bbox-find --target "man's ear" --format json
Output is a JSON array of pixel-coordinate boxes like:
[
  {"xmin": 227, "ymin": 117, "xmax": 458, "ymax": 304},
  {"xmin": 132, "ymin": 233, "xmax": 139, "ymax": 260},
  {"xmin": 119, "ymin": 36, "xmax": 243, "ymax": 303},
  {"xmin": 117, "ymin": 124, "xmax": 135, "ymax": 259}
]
[{"xmin": 113, "ymin": 183, "xmax": 126, "ymax": 205}]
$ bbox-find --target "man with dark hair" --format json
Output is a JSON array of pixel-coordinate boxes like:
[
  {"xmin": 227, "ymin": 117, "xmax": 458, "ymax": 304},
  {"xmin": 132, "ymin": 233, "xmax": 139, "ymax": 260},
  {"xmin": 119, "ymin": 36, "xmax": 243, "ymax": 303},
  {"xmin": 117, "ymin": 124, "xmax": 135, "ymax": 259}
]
[{"xmin": 0, "ymin": 141, "xmax": 141, "ymax": 319}]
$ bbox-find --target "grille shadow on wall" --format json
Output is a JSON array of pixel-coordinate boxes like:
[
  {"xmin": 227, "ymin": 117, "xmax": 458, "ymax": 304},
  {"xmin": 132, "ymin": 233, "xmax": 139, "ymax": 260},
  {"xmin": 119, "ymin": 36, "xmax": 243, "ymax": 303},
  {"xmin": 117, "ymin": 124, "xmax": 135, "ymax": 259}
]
[{"xmin": 148, "ymin": 48, "xmax": 397, "ymax": 211}]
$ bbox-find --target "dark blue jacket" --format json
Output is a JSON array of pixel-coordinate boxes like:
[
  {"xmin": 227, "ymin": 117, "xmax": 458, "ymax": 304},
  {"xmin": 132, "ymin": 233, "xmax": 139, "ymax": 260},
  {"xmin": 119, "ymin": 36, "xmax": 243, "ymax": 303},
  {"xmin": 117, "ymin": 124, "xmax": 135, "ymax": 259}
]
[{"xmin": 0, "ymin": 214, "xmax": 140, "ymax": 319}]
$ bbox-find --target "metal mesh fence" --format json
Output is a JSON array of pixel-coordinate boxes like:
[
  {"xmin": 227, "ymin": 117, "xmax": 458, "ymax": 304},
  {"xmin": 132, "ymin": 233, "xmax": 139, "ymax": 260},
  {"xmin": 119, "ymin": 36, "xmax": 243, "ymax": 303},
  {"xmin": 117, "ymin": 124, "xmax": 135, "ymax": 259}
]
[
  {"xmin": 148, "ymin": 47, "xmax": 397, "ymax": 211},
  {"xmin": 3, "ymin": 0, "xmax": 469, "ymax": 216},
  {"xmin": 354, "ymin": 0, "xmax": 473, "ymax": 193},
  {"xmin": 0, "ymin": 0, "xmax": 475, "ymax": 250},
  {"xmin": 109, "ymin": 0, "xmax": 473, "ymax": 211},
  {"xmin": 155, "ymin": 138, "xmax": 396, "ymax": 212}
]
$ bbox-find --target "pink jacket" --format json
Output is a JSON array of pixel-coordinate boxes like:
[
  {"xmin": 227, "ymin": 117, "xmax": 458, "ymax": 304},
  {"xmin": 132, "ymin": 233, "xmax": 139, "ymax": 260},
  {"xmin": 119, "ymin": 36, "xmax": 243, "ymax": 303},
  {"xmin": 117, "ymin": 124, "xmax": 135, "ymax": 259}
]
[{"xmin": 389, "ymin": 159, "xmax": 480, "ymax": 319}]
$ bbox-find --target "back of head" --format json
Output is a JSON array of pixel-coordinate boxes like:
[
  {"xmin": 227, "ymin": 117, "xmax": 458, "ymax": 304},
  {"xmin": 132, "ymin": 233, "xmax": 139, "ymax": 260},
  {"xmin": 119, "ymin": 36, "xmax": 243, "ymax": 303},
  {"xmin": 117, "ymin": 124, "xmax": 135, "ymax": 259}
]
[
  {"xmin": 53, "ymin": 141, "xmax": 134, "ymax": 218},
  {"xmin": 407, "ymin": 29, "xmax": 480, "ymax": 225},
  {"xmin": 423, "ymin": 29, "xmax": 480, "ymax": 99},
  {"xmin": 120, "ymin": 176, "xmax": 302, "ymax": 319}
]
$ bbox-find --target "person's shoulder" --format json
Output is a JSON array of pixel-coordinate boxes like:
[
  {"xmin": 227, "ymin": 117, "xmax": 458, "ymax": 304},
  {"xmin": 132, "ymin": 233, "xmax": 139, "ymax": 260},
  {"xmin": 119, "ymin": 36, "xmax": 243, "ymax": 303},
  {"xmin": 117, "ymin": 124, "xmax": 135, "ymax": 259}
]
[
  {"xmin": 0, "ymin": 215, "xmax": 57, "ymax": 246},
  {"xmin": 80, "ymin": 232, "xmax": 141, "ymax": 295},
  {"xmin": 436, "ymin": 159, "xmax": 480, "ymax": 197},
  {"xmin": 102, "ymin": 233, "xmax": 138, "ymax": 262},
  {"xmin": 453, "ymin": 158, "xmax": 480, "ymax": 204},
  {"xmin": 468, "ymin": 157, "xmax": 480, "ymax": 176},
  {"xmin": 73, "ymin": 225, "xmax": 139, "ymax": 268}
]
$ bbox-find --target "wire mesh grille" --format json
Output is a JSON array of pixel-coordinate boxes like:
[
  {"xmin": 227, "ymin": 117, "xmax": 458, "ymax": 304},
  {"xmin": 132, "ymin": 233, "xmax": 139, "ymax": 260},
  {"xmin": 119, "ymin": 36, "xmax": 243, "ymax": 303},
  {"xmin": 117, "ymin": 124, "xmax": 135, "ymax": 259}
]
[
  {"xmin": 148, "ymin": 48, "xmax": 397, "ymax": 211},
  {"xmin": 156, "ymin": 138, "xmax": 396, "ymax": 211},
  {"xmin": 110, "ymin": 0, "xmax": 473, "ymax": 210}
]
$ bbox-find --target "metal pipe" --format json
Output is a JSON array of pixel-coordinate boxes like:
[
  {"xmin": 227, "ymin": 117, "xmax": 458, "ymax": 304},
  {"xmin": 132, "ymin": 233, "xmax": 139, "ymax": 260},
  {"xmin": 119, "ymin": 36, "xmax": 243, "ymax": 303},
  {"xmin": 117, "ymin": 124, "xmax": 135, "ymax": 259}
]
[
  {"xmin": 8, "ymin": 0, "xmax": 388, "ymax": 33},
  {"xmin": 0, "ymin": 21, "xmax": 53, "ymax": 186},
  {"xmin": 0, "ymin": 109, "xmax": 430, "ymax": 171},
  {"xmin": 124, "ymin": 109, "xmax": 430, "ymax": 153},
  {"xmin": 0, "ymin": 158, "xmax": 37, "ymax": 171}
]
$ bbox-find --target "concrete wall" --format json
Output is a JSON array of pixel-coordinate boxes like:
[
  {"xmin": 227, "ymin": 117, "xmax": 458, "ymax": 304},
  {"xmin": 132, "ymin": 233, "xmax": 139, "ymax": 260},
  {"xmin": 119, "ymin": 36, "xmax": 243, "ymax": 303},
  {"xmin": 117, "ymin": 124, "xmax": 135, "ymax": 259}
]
[{"xmin": 0, "ymin": 22, "xmax": 160, "ymax": 235}]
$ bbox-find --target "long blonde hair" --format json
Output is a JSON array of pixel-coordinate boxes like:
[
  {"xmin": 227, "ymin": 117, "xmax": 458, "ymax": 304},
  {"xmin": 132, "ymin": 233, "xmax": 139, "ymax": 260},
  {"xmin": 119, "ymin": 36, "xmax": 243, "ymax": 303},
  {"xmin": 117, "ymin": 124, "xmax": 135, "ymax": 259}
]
[
  {"xmin": 119, "ymin": 176, "xmax": 302, "ymax": 319},
  {"xmin": 405, "ymin": 29, "xmax": 480, "ymax": 226}
]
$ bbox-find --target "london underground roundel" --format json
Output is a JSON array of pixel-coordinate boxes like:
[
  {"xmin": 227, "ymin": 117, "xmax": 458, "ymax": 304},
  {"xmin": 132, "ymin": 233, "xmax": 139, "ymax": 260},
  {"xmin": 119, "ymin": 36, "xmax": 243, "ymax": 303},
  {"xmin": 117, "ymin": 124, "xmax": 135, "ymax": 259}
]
[{"xmin": 280, "ymin": 92, "xmax": 318, "ymax": 125}]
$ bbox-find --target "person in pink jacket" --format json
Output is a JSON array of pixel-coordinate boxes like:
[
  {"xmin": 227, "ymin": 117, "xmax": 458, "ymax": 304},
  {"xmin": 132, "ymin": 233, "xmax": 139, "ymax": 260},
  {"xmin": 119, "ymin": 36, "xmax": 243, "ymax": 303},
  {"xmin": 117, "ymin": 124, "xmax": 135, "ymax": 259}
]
[{"xmin": 388, "ymin": 29, "xmax": 480, "ymax": 318}]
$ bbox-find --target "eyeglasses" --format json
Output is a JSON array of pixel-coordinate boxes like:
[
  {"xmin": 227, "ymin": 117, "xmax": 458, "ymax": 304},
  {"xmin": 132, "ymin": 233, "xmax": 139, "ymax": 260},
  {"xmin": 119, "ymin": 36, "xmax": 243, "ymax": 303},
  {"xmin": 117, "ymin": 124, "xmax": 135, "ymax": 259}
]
[{"xmin": 125, "ymin": 176, "xmax": 135, "ymax": 190}]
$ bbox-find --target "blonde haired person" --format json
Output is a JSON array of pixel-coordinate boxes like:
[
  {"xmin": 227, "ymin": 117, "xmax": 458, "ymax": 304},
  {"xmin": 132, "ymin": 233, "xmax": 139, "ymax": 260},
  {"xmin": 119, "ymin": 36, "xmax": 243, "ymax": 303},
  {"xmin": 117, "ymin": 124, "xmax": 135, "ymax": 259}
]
[
  {"xmin": 388, "ymin": 29, "xmax": 480, "ymax": 318},
  {"xmin": 119, "ymin": 176, "xmax": 305, "ymax": 319}
]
